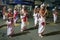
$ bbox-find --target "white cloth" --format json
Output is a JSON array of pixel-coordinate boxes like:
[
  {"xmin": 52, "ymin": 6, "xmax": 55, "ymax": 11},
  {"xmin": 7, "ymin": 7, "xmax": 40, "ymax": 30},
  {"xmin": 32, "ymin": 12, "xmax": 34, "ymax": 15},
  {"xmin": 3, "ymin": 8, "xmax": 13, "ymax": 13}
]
[
  {"xmin": 7, "ymin": 27, "xmax": 13, "ymax": 35},
  {"xmin": 33, "ymin": 13, "xmax": 38, "ymax": 19},
  {"xmin": 21, "ymin": 22, "xmax": 26, "ymax": 30},
  {"xmin": 14, "ymin": 18, "xmax": 17, "ymax": 23},
  {"xmin": 6, "ymin": 21, "xmax": 11, "ymax": 25},
  {"xmin": 20, "ymin": 15, "xmax": 26, "ymax": 30},
  {"xmin": 20, "ymin": 15, "xmax": 25, "ymax": 22},
  {"xmin": 53, "ymin": 14, "xmax": 57, "ymax": 23},
  {"xmin": 14, "ymin": 10, "xmax": 16, "ymax": 14},
  {"xmin": 6, "ymin": 21, "xmax": 12, "ymax": 35},
  {"xmin": 3, "ymin": 15, "xmax": 5, "ymax": 20},
  {"xmin": 38, "ymin": 26, "xmax": 45, "ymax": 34},
  {"xmin": 13, "ymin": 10, "xmax": 18, "ymax": 23},
  {"xmin": 33, "ymin": 13, "xmax": 39, "ymax": 25},
  {"xmin": 21, "ymin": 9, "xmax": 25, "ymax": 14},
  {"xmin": 38, "ymin": 16, "xmax": 45, "ymax": 33}
]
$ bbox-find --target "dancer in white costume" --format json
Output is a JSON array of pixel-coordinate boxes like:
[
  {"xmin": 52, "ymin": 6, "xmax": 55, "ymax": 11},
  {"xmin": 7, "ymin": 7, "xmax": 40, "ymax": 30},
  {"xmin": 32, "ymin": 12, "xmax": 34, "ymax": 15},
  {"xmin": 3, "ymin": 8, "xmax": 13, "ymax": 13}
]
[
  {"xmin": 20, "ymin": 5, "xmax": 28, "ymax": 32},
  {"xmin": 6, "ymin": 8, "xmax": 14, "ymax": 36},
  {"xmin": 6, "ymin": 18, "xmax": 14, "ymax": 36},
  {"xmin": 38, "ymin": 16, "xmax": 46, "ymax": 38},
  {"xmin": 33, "ymin": 6, "xmax": 39, "ymax": 27},
  {"xmin": 2, "ymin": 6, "xmax": 6, "ymax": 20},
  {"xmin": 13, "ymin": 8, "xmax": 18, "ymax": 24},
  {"xmin": 20, "ymin": 14, "xmax": 27, "ymax": 32},
  {"xmin": 38, "ymin": 3, "xmax": 47, "ymax": 38},
  {"xmin": 52, "ymin": 7, "xmax": 58, "ymax": 23}
]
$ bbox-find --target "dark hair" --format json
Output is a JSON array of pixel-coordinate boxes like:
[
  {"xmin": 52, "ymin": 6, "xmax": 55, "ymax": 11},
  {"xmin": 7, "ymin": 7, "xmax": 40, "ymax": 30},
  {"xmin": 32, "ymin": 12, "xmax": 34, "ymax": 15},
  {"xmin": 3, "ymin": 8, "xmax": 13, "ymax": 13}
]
[{"xmin": 40, "ymin": 6, "xmax": 46, "ymax": 10}]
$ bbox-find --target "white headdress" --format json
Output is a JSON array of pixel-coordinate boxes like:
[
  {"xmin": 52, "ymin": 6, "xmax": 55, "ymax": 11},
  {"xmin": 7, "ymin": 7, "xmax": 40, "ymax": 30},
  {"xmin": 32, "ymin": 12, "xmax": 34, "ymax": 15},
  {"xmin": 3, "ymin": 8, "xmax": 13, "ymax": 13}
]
[
  {"xmin": 40, "ymin": 3, "xmax": 45, "ymax": 8},
  {"xmin": 52, "ymin": 7, "xmax": 56, "ymax": 11},
  {"xmin": 22, "ymin": 5, "xmax": 25, "ymax": 8},
  {"xmin": 8, "ymin": 8, "xmax": 12, "ymax": 12},
  {"xmin": 35, "ymin": 6, "xmax": 38, "ymax": 8}
]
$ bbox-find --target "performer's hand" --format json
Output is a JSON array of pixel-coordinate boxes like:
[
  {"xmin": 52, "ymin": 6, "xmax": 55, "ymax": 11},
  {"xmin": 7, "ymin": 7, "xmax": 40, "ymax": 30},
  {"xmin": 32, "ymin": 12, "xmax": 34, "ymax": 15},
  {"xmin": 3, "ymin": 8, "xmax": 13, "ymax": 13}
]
[{"xmin": 5, "ymin": 13, "xmax": 8, "ymax": 16}]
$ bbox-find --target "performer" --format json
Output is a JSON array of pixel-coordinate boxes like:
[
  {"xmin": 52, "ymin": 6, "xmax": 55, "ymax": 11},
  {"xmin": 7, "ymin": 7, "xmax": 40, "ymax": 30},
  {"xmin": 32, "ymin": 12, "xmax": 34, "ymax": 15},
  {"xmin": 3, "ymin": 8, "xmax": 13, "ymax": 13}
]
[
  {"xmin": 6, "ymin": 8, "xmax": 14, "ymax": 37},
  {"xmin": 20, "ymin": 5, "xmax": 28, "ymax": 32},
  {"xmin": 2, "ymin": 6, "xmax": 6, "ymax": 20},
  {"xmin": 7, "ymin": 8, "xmax": 13, "ymax": 18},
  {"xmin": 6, "ymin": 18, "xmax": 14, "ymax": 36},
  {"xmin": 33, "ymin": 6, "xmax": 39, "ymax": 27},
  {"xmin": 13, "ymin": 8, "xmax": 18, "ymax": 24},
  {"xmin": 38, "ymin": 3, "xmax": 47, "ymax": 38},
  {"xmin": 52, "ymin": 7, "xmax": 58, "ymax": 23}
]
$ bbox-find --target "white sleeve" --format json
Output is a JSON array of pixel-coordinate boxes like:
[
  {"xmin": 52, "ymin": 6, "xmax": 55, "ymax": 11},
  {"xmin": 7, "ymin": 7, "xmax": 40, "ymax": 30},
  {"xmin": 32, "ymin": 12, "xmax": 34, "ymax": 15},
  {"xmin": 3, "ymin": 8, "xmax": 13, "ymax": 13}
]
[
  {"xmin": 6, "ymin": 21, "xmax": 11, "ymax": 25},
  {"xmin": 20, "ymin": 16, "xmax": 22, "ymax": 19},
  {"xmin": 21, "ymin": 16, "xmax": 24, "ymax": 19},
  {"xmin": 14, "ymin": 10, "xmax": 16, "ymax": 14},
  {"xmin": 33, "ymin": 13, "xmax": 35, "ymax": 16}
]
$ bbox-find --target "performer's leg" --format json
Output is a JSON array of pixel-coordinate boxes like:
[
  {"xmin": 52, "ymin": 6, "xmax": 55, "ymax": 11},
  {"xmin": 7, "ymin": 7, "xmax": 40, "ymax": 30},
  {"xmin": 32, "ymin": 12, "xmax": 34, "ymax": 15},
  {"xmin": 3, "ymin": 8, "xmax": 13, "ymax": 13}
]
[
  {"xmin": 53, "ymin": 15, "xmax": 57, "ymax": 23},
  {"xmin": 14, "ymin": 18, "xmax": 17, "ymax": 24},
  {"xmin": 3, "ymin": 15, "xmax": 5, "ymax": 20},
  {"xmin": 34, "ymin": 19, "xmax": 37, "ymax": 27},
  {"xmin": 23, "ymin": 22, "xmax": 27, "ymax": 31},
  {"xmin": 11, "ymin": 27, "xmax": 14, "ymax": 36},
  {"xmin": 21, "ymin": 22, "xmax": 26, "ymax": 32},
  {"xmin": 38, "ymin": 25, "xmax": 45, "ymax": 38},
  {"xmin": 7, "ymin": 27, "xmax": 12, "ymax": 36},
  {"xmin": 21, "ymin": 22, "xmax": 24, "ymax": 32}
]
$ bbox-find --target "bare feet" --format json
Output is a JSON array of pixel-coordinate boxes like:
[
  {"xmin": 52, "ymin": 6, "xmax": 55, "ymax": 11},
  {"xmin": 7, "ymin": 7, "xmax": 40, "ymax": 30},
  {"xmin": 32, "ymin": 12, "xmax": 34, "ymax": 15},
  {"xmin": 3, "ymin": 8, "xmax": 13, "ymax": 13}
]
[
  {"xmin": 21, "ymin": 30, "xmax": 24, "ymax": 32},
  {"xmin": 39, "ymin": 34, "xmax": 43, "ymax": 38}
]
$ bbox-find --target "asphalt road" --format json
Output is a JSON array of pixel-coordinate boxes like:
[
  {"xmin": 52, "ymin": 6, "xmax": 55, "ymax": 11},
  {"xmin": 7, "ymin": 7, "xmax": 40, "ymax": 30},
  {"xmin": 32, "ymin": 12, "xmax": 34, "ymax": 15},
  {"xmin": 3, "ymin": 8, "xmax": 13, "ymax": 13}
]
[{"xmin": 0, "ymin": 17, "xmax": 60, "ymax": 40}]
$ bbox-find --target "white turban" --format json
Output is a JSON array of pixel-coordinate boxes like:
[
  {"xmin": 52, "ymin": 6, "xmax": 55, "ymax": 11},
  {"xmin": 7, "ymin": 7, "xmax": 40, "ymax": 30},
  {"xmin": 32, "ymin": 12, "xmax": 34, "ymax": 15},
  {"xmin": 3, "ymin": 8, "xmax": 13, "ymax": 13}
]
[
  {"xmin": 35, "ymin": 6, "xmax": 38, "ymax": 8},
  {"xmin": 8, "ymin": 8, "xmax": 12, "ymax": 12},
  {"xmin": 22, "ymin": 5, "xmax": 25, "ymax": 8},
  {"xmin": 52, "ymin": 7, "xmax": 56, "ymax": 11},
  {"xmin": 40, "ymin": 3, "xmax": 45, "ymax": 8}
]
